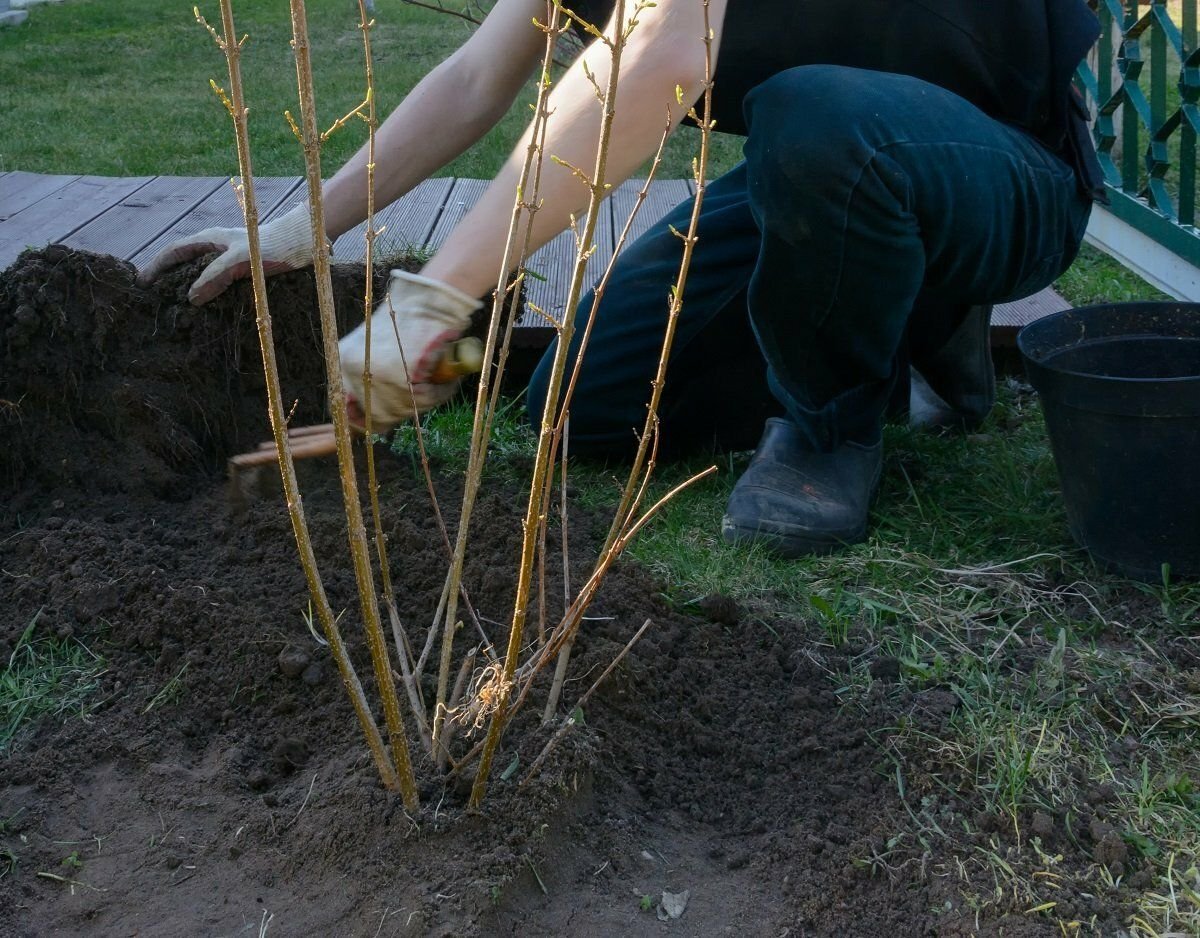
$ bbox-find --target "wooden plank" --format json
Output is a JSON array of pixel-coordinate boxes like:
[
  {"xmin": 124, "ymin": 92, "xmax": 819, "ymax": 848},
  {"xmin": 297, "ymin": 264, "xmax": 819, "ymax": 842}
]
[
  {"xmin": 332, "ymin": 177, "xmax": 454, "ymax": 261},
  {"xmin": 521, "ymin": 204, "xmax": 615, "ymax": 338},
  {"xmin": 63, "ymin": 176, "xmax": 228, "ymax": 261},
  {"xmin": 0, "ymin": 170, "xmax": 82, "ymax": 221},
  {"xmin": 608, "ymin": 177, "xmax": 692, "ymax": 247},
  {"xmin": 261, "ymin": 179, "xmax": 309, "ymax": 222},
  {"xmin": 424, "ymin": 177, "xmax": 488, "ymax": 251},
  {"xmin": 0, "ymin": 175, "xmax": 153, "ymax": 271},
  {"xmin": 991, "ymin": 287, "xmax": 1070, "ymax": 346},
  {"xmin": 512, "ymin": 179, "xmax": 693, "ymax": 344},
  {"xmin": 129, "ymin": 176, "xmax": 303, "ymax": 270}
]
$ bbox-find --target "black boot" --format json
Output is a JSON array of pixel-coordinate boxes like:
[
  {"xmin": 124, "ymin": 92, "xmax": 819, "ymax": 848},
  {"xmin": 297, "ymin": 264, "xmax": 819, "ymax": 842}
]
[
  {"xmin": 721, "ymin": 419, "xmax": 882, "ymax": 557},
  {"xmin": 909, "ymin": 303, "xmax": 996, "ymax": 431}
]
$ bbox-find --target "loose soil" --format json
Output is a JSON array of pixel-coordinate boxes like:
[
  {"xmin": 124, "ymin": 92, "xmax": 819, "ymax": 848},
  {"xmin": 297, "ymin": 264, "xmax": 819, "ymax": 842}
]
[{"xmin": 0, "ymin": 248, "xmax": 1121, "ymax": 936}]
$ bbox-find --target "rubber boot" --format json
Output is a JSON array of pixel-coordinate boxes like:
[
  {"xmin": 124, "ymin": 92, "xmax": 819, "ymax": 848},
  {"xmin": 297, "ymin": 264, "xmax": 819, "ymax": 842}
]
[
  {"xmin": 910, "ymin": 303, "xmax": 996, "ymax": 431},
  {"xmin": 721, "ymin": 418, "xmax": 883, "ymax": 557}
]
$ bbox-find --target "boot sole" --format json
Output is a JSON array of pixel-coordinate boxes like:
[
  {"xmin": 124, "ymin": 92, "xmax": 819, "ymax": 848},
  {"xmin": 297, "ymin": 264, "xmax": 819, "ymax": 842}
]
[{"xmin": 720, "ymin": 516, "xmax": 867, "ymax": 559}]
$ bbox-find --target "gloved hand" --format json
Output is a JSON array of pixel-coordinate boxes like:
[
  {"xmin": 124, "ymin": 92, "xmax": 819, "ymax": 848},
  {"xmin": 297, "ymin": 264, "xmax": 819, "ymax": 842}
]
[
  {"xmin": 339, "ymin": 270, "xmax": 482, "ymax": 430},
  {"xmin": 138, "ymin": 204, "xmax": 318, "ymax": 305}
]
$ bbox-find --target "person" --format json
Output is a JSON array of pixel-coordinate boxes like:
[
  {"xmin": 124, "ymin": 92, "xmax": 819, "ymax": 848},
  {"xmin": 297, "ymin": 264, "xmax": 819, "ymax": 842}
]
[{"xmin": 141, "ymin": 0, "xmax": 1104, "ymax": 557}]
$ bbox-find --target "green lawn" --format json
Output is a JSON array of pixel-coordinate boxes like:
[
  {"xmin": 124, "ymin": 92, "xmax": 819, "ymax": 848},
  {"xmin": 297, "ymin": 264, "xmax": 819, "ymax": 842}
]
[
  {"xmin": 0, "ymin": 0, "xmax": 740, "ymax": 180},
  {"xmin": 0, "ymin": 0, "xmax": 525, "ymax": 178}
]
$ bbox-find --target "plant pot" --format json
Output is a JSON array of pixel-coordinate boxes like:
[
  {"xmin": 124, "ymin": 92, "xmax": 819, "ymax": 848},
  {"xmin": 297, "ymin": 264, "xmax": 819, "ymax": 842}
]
[{"xmin": 1018, "ymin": 302, "xmax": 1200, "ymax": 580}]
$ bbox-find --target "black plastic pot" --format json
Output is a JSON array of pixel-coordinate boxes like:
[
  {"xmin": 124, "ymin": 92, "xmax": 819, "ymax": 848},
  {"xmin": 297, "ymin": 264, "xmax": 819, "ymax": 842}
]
[{"xmin": 1018, "ymin": 302, "xmax": 1200, "ymax": 580}]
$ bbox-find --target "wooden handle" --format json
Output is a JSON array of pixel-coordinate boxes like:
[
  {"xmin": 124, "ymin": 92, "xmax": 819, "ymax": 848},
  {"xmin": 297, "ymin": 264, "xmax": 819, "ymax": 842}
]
[
  {"xmin": 229, "ymin": 434, "xmax": 337, "ymax": 469},
  {"xmin": 254, "ymin": 423, "xmax": 336, "ymax": 452},
  {"xmin": 286, "ymin": 422, "xmax": 334, "ymax": 439},
  {"xmin": 429, "ymin": 336, "xmax": 484, "ymax": 384}
]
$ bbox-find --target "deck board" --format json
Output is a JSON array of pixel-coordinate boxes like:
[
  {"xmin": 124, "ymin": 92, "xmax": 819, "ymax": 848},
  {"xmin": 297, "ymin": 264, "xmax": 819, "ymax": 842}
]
[
  {"xmin": 609, "ymin": 177, "xmax": 692, "ymax": 246},
  {"xmin": 129, "ymin": 177, "xmax": 303, "ymax": 270},
  {"xmin": 261, "ymin": 178, "xmax": 308, "ymax": 223},
  {"xmin": 991, "ymin": 288, "xmax": 1069, "ymax": 344},
  {"xmin": 64, "ymin": 176, "xmax": 227, "ymax": 261},
  {"xmin": 0, "ymin": 172, "xmax": 1069, "ymax": 352},
  {"xmin": 513, "ymin": 179, "xmax": 688, "ymax": 342},
  {"xmin": 522, "ymin": 205, "xmax": 615, "ymax": 334},
  {"xmin": 0, "ymin": 171, "xmax": 81, "ymax": 222},
  {"xmin": 333, "ymin": 177, "xmax": 454, "ymax": 261},
  {"xmin": 425, "ymin": 177, "xmax": 489, "ymax": 250},
  {"xmin": 0, "ymin": 175, "xmax": 153, "ymax": 270}
]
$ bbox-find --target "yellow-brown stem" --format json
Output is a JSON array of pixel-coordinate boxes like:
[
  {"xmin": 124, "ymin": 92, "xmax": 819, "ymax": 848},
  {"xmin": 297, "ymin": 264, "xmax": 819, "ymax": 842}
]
[
  {"xmin": 470, "ymin": 0, "xmax": 630, "ymax": 809},
  {"xmin": 288, "ymin": 0, "xmax": 419, "ymax": 810},
  {"xmin": 522, "ymin": 618, "xmax": 653, "ymax": 786},
  {"xmin": 515, "ymin": 466, "xmax": 716, "ymax": 712},
  {"xmin": 602, "ymin": 0, "xmax": 716, "ymax": 557},
  {"xmin": 538, "ymin": 122, "xmax": 672, "ymax": 722},
  {"xmin": 431, "ymin": 1, "xmax": 565, "ymax": 757},
  {"xmin": 351, "ymin": 0, "xmax": 431, "ymax": 745},
  {"xmin": 207, "ymin": 0, "xmax": 398, "ymax": 791}
]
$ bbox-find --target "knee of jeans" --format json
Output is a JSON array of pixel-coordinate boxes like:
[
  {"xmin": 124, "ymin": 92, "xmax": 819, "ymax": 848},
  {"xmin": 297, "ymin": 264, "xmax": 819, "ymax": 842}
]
[
  {"xmin": 744, "ymin": 65, "xmax": 890, "ymax": 182},
  {"xmin": 524, "ymin": 360, "xmax": 640, "ymax": 456},
  {"xmin": 525, "ymin": 353, "xmax": 612, "ymax": 434}
]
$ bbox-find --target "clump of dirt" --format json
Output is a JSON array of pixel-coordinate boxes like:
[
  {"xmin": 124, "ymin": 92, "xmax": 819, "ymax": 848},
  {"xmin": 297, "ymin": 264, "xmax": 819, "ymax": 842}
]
[
  {"xmin": 0, "ymin": 248, "xmax": 1123, "ymax": 937},
  {"xmin": 0, "ymin": 247, "xmax": 360, "ymax": 500},
  {"xmin": 0, "ymin": 246, "xmax": 500, "ymax": 507}
]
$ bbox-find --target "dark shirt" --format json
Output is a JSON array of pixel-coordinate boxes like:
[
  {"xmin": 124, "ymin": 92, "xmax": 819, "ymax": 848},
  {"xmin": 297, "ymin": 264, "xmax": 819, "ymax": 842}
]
[{"xmin": 569, "ymin": 0, "xmax": 1104, "ymax": 197}]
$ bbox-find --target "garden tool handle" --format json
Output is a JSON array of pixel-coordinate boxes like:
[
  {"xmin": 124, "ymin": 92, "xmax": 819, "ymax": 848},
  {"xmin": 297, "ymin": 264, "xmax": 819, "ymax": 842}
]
[{"xmin": 429, "ymin": 336, "xmax": 484, "ymax": 384}]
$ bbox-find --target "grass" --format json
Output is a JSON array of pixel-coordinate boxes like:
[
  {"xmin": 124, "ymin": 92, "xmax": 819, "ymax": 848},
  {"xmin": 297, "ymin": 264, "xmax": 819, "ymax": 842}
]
[
  {"xmin": 1, "ymin": 611, "xmax": 107, "ymax": 753},
  {"xmin": 142, "ymin": 662, "xmax": 190, "ymax": 714},
  {"xmin": 1056, "ymin": 243, "xmax": 1172, "ymax": 307},
  {"xmin": 621, "ymin": 389, "xmax": 1199, "ymax": 934},
  {"xmin": 0, "ymin": 0, "xmax": 742, "ymax": 181},
  {"xmin": 0, "ymin": 0, "xmax": 525, "ymax": 178}
]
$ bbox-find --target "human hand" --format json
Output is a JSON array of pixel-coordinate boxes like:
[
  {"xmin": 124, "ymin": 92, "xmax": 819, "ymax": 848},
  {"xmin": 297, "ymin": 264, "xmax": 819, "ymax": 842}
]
[
  {"xmin": 138, "ymin": 204, "xmax": 318, "ymax": 305},
  {"xmin": 338, "ymin": 270, "xmax": 483, "ymax": 430}
]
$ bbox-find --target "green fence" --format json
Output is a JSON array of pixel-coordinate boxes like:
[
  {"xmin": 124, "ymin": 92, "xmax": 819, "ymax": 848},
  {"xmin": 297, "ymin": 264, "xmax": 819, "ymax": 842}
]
[{"xmin": 1079, "ymin": 0, "xmax": 1200, "ymax": 266}]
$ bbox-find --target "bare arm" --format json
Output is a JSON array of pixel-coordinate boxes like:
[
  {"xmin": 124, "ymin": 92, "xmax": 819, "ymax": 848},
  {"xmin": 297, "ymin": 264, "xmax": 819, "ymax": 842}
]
[
  {"xmin": 421, "ymin": 0, "xmax": 728, "ymax": 297},
  {"xmin": 320, "ymin": 0, "xmax": 550, "ymax": 239}
]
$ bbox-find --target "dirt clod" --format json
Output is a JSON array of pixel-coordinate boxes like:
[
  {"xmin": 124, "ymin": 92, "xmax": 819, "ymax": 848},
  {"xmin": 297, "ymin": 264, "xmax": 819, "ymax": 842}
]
[
  {"xmin": 697, "ymin": 592, "xmax": 742, "ymax": 625},
  {"xmin": 278, "ymin": 646, "xmax": 312, "ymax": 678},
  {"xmin": 1031, "ymin": 810, "xmax": 1055, "ymax": 839}
]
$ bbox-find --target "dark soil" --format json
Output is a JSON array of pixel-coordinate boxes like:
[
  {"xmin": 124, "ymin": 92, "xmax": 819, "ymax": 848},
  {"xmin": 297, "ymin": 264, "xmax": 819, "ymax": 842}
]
[{"xmin": 0, "ymin": 249, "xmax": 1107, "ymax": 936}]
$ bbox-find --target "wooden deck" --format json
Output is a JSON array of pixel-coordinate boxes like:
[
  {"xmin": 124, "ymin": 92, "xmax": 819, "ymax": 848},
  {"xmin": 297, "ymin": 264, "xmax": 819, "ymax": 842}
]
[{"xmin": 0, "ymin": 171, "xmax": 1067, "ymax": 345}]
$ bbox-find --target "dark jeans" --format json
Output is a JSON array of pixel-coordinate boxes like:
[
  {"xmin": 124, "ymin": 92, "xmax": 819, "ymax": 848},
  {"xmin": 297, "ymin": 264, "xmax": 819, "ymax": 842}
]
[{"xmin": 528, "ymin": 65, "xmax": 1093, "ymax": 456}]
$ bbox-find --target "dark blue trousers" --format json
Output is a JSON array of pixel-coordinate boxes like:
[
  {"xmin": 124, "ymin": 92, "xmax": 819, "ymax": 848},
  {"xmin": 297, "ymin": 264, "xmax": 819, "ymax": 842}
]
[{"xmin": 528, "ymin": 65, "xmax": 1093, "ymax": 456}]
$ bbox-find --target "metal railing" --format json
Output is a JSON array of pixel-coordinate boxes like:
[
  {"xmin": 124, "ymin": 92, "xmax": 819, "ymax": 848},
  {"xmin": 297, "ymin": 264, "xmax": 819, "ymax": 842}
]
[{"xmin": 1079, "ymin": 0, "xmax": 1200, "ymax": 268}]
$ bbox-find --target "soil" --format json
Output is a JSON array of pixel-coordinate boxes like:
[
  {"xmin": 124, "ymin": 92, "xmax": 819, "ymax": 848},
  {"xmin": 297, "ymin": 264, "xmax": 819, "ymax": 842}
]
[{"xmin": 0, "ymin": 248, "xmax": 1121, "ymax": 936}]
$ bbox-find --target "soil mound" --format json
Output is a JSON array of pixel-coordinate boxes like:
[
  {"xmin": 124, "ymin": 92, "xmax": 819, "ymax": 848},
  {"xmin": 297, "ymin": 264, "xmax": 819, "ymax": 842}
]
[
  {"xmin": 0, "ymin": 246, "xmax": 390, "ymax": 502},
  {"xmin": 0, "ymin": 248, "xmax": 1096, "ymax": 936}
]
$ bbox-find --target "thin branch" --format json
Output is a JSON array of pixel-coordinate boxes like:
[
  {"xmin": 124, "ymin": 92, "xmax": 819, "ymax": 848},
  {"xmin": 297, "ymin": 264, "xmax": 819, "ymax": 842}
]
[
  {"xmin": 517, "ymin": 465, "xmax": 716, "ymax": 708},
  {"xmin": 537, "ymin": 114, "xmax": 672, "ymax": 721},
  {"xmin": 399, "ymin": 0, "xmax": 580, "ymax": 68},
  {"xmin": 288, "ymin": 0, "xmax": 419, "ymax": 810},
  {"xmin": 201, "ymin": 1, "xmax": 399, "ymax": 791},
  {"xmin": 602, "ymin": 0, "xmax": 716, "ymax": 556},
  {"xmin": 432, "ymin": 1, "xmax": 566, "ymax": 760},
  {"xmin": 522, "ymin": 618, "xmax": 653, "ymax": 786},
  {"xmin": 470, "ymin": 0, "xmax": 632, "ymax": 808}
]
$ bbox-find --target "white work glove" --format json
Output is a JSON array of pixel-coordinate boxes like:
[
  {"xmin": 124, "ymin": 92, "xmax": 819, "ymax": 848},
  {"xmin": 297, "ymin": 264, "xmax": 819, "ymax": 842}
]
[
  {"xmin": 339, "ymin": 270, "xmax": 482, "ymax": 430},
  {"xmin": 138, "ymin": 204, "xmax": 318, "ymax": 305}
]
